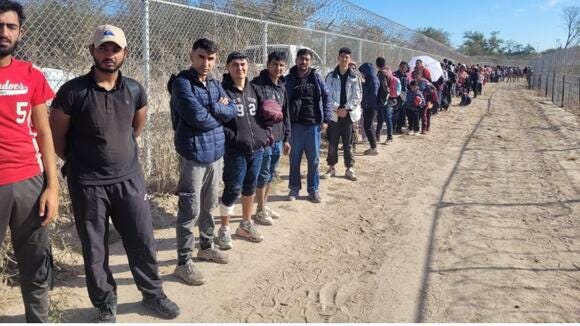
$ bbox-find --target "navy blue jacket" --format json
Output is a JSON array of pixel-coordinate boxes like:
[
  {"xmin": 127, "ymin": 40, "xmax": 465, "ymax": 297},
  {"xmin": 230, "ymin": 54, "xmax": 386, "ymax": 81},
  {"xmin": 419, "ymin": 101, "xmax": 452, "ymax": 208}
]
[
  {"xmin": 358, "ymin": 63, "xmax": 380, "ymax": 109},
  {"xmin": 168, "ymin": 68, "xmax": 237, "ymax": 164},
  {"xmin": 285, "ymin": 66, "xmax": 332, "ymax": 124},
  {"xmin": 251, "ymin": 70, "xmax": 291, "ymax": 143}
]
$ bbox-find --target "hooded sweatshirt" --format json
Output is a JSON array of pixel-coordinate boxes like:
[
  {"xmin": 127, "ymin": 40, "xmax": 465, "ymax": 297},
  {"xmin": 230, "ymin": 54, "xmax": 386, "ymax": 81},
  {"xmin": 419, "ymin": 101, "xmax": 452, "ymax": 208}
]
[
  {"xmin": 251, "ymin": 70, "xmax": 291, "ymax": 143},
  {"xmin": 358, "ymin": 63, "xmax": 380, "ymax": 109},
  {"xmin": 221, "ymin": 73, "xmax": 269, "ymax": 154}
]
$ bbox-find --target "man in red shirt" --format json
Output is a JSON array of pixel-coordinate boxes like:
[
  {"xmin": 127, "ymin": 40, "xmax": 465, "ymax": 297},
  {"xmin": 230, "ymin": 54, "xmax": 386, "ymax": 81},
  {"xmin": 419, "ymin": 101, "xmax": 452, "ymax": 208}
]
[{"xmin": 0, "ymin": 0, "xmax": 59, "ymax": 322}]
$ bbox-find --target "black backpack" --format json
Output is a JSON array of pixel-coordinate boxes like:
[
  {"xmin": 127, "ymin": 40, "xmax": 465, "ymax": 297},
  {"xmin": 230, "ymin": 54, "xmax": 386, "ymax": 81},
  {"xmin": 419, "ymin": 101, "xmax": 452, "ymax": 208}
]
[{"xmin": 376, "ymin": 71, "xmax": 390, "ymax": 106}]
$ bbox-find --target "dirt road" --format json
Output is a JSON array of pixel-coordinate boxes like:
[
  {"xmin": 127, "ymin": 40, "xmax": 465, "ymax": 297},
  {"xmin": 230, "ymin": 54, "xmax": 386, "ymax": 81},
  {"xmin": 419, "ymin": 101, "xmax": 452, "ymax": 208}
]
[{"xmin": 1, "ymin": 82, "xmax": 579, "ymax": 322}]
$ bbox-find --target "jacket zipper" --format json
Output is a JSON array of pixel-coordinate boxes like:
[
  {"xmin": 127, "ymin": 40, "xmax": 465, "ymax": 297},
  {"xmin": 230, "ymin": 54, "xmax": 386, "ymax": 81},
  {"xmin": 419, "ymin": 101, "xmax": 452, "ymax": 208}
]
[{"xmin": 240, "ymin": 88, "xmax": 256, "ymax": 154}]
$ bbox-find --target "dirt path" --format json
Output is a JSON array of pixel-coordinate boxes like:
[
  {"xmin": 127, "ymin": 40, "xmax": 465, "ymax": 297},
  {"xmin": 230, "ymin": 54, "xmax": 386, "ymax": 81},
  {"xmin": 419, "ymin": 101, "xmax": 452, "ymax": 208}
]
[{"xmin": 1, "ymin": 82, "xmax": 579, "ymax": 322}]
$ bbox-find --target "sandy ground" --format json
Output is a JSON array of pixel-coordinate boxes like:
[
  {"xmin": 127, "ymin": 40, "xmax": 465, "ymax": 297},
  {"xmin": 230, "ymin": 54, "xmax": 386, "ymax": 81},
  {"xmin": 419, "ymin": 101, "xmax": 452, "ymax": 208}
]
[{"xmin": 1, "ymin": 81, "xmax": 580, "ymax": 322}]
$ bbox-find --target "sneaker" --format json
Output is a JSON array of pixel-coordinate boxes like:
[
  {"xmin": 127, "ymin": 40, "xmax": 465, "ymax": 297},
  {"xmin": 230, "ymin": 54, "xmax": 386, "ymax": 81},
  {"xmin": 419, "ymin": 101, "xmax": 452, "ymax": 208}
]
[
  {"xmin": 385, "ymin": 137, "xmax": 393, "ymax": 144},
  {"xmin": 420, "ymin": 130, "xmax": 426, "ymax": 135},
  {"xmin": 216, "ymin": 226, "xmax": 233, "ymax": 250},
  {"xmin": 142, "ymin": 294, "xmax": 180, "ymax": 319},
  {"xmin": 412, "ymin": 131, "xmax": 418, "ymax": 136},
  {"xmin": 264, "ymin": 206, "xmax": 281, "ymax": 219},
  {"xmin": 363, "ymin": 148, "xmax": 379, "ymax": 156},
  {"xmin": 320, "ymin": 168, "xmax": 336, "ymax": 179},
  {"xmin": 287, "ymin": 190, "xmax": 298, "ymax": 201},
  {"xmin": 253, "ymin": 210, "xmax": 273, "ymax": 226},
  {"xmin": 406, "ymin": 130, "xmax": 413, "ymax": 135},
  {"xmin": 345, "ymin": 168, "xmax": 358, "ymax": 181},
  {"xmin": 96, "ymin": 304, "xmax": 117, "ymax": 323},
  {"xmin": 236, "ymin": 221, "xmax": 264, "ymax": 242},
  {"xmin": 174, "ymin": 260, "xmax": 205, "ymax": 286},
  {"xmin": 308, "ymin": 192, "xmax": 322, "ymax": 203},
  {"xmin": 197, "ymin": 247, "xmax": 229, "ymax": 264}
]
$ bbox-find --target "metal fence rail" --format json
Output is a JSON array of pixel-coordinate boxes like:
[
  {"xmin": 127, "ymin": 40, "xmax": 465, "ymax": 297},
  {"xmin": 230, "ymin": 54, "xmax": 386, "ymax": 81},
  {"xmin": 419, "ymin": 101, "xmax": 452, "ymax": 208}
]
[
  {"xmin": 17, "ymin": 0, "xmax": 471, "ymax": 191},
  {"xmin": 529, "ymin": 47, "xmax": 580, "ymax": 115}
]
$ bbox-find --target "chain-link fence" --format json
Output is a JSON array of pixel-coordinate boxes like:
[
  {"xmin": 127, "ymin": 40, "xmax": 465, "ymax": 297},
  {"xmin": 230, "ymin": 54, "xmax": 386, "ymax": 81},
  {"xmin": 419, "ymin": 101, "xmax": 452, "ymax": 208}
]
[
  {"xmin": 528, "ymin": 47, "xmax": 580, "ymax": 115},
  {"xmin": 16, "ymin": 0, "xmax": 472, "ymax": 192}
]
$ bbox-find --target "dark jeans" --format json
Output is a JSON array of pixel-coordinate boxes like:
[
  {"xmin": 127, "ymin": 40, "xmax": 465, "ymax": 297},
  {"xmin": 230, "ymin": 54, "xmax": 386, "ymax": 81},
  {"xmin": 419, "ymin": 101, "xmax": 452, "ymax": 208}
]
[
  {"xmin": 289, "ymin": 123, "xmax": 321, "ymax": 194},
  {"xmin": 362, "ymin": 108, "xmax": 378, "ymax": 148},
  {"xmin": 407, "ymin": 109, "xmax": 420, "ymax": 132},
  {"xmin": 327, "ymin": 116, "xmax": 354, "ymax": 168},
  {"xmin": 421, "ymin": 108, "xmax": 432, "ymax": 132},
  {"xmin": 394, "ymin": 98, "xmax": 405, "ymax": 133},
  {"xmin": 377, "ymin": 105, "xmax": 394, "ymax": 139},
  {"xmin": 257, "ymin": 141, "xmax": 282, "ymax": 188},
  {"xmin": 221, "ymin": 148, "xmax": 264, "ymax": 207},
  {"xmin": 176, "ymin": 157, "xmax": 222, "ymax": 263},
  {"xmin": 0, "ymin": 174, "xmax": 52, "ymax": 322},
  {"xmin": 68, "ymin": 173, "xmax": 163, "ymax": 308}
]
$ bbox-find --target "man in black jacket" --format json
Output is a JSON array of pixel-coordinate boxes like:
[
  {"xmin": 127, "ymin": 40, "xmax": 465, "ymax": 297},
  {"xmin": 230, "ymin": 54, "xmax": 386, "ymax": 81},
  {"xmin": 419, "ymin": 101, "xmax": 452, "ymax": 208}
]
[
  {"xmin": 217, "ymin": 52, "xmax": 270, "ymax": 249},
  {"xmin": 251, "ymin": 51, "xmax": 291, "ymax": 225}
]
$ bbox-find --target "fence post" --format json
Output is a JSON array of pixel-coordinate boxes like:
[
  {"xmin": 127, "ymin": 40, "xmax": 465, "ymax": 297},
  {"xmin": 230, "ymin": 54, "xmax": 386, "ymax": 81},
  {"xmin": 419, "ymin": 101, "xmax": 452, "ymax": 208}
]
[
  {"xmin": 358, "ymin": 39, "xmax": 362, "ymax": 63},
  {"xmin": 545, "ymin": 74, "xmax": 549, "ymax": 97},
  {"xmin": 262, "ymin": 22, "xmax": 268, "ymax": 66},
  {"xmin": 323, "ymin": 33, "xmax": 327, "ymax": 66},
  {"xmin": 142, "ymin": 0, "xmax": 152, "ymax": 177},
  {"xmin": 561, "ymin": 75, "xmax": 565, "ymax": 107},
  {"xmin": 551, "ymin": 72, "xmax": 555, "ymax": 103}
]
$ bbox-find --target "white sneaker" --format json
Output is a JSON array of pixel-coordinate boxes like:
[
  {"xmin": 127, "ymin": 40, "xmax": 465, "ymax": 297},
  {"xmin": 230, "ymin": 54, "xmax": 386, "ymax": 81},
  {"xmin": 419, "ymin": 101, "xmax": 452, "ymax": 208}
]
[
  {"xmin": 216, "ymin": 226, "xmax": 233, "ymax": 250},
  {"xmin": 254, "ymin": 210, "xmax": 274, "ymax": 226},
  {"xmin": 264, "ymin": 206, "xmax": 280, "ymax": 219}
]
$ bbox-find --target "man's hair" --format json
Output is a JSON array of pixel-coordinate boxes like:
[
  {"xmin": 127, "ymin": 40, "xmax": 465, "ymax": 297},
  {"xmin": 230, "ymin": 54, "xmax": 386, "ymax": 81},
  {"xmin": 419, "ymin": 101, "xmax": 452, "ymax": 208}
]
[
  {"xmin": 399, "ymin": 60, "xmax": 408, "ymax": 67},
  {"xmin": 267, "ymin": 51, "xmax": 287, "ymax": 64},
  {"xmin": 409, "ymin": 80, "xmax": 418, "ymax": 87},
  {"xmin": 0, "ymin": 0, "xmax": 25, "ymax": 26},
  {"xmin": 338, "ymin": 47, "xmax": 352, "ymax": 56},
  {"xmin": 376, "ymin": 57, "xmax": 386, "ymax": 69},
  {"xmin": 192, "ymin": 38, "xmax": 218, "ymax": 54},
  {"xmin": 296, "ymin": 48, "xmax": 313, "ymax": 58},
  {"xmin": 415, "ymin": 59, "xmax": 423, "ymax": 64},
  {"xmin": 226, "ymin": 51, "xmax": 247, "ymax": 64}
]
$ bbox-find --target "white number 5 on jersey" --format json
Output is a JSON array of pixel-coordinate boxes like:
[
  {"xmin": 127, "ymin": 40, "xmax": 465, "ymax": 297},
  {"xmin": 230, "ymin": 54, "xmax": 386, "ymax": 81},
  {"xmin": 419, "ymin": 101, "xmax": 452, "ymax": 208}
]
[{"xmin": 16, "ymin": 102, "xmax": 28, "ymax": 124}]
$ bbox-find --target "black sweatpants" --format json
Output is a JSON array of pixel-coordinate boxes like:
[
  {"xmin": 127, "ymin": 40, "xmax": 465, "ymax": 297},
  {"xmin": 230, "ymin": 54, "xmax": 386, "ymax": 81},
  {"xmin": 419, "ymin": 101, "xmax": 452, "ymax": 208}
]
[
  {"xmin": 67, "ymin": 173, "xmax": 163, "ymax": 308},
  {"xmin": 0, "ymin": 174, "xmax": 52, "ymax": 323},
  {"xmin": 362, "ymin": 108, "xmax": 378, "ymax": 149},
  {"xmin": 327, "ymin": 116, "xmax": 355, "ymax": 168}
]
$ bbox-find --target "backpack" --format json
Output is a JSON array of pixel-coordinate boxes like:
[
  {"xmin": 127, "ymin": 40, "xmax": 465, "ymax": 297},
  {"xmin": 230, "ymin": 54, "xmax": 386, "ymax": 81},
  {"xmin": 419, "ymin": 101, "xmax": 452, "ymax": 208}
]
[{"xmin": 377, "ymin": 71, "xmax": 390, "ymax": 106}]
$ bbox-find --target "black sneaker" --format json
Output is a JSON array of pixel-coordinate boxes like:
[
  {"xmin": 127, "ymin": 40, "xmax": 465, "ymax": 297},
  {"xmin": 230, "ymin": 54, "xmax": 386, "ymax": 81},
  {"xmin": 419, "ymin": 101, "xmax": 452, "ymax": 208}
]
[
  {"xmin": 97, "ymin": 304, "xmax": 117, "ymax": 323},
  {"xmin": 142, "ymin": 294, "xmax": 180, "ymax": 319},
  {"xmin": 308, "ymin": 192, "xmax": 322, "ymax": 203}
]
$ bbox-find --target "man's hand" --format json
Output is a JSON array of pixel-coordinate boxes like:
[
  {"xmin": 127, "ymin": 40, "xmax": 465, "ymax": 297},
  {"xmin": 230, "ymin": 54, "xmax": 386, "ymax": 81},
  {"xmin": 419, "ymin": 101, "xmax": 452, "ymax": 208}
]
[
  {"xmin": 283, "ymin": 141, "xmax": 291, "ymax": 156},
  {"xmin": 337, "ymin": 107, "xmax": 347, "ymax": 118},
  {"xmin": 321, "ymin": 123, "xmax": 328, "ymax": 133},
  {"xmin": 218, "ymin": 97, "xmax": 229, "ymax": 105},
  {"xmin": 39, "ymin": 186, "xmax": 59, "ymax": 226}
]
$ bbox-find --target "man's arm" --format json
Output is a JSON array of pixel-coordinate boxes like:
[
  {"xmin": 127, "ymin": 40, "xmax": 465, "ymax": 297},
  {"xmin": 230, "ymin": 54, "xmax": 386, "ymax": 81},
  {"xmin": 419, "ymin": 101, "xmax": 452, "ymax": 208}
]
[
  {"xmin": 33, "ymin": 104, "xmax": 59, "ymax": 226},
  {"xmin": 133, "ymin": 106, "xmax": 147, "ymax": 138},
  {"xmin": 48, "ymin": 109, "xmax": 70, "ymax": 160},
  {"xmin": 172, "ymin": 77, "xmax": 222, "ymax": 131},
  {"xmin": 209, "ymin": 83, "xmax": 237, "ymax": 123}
]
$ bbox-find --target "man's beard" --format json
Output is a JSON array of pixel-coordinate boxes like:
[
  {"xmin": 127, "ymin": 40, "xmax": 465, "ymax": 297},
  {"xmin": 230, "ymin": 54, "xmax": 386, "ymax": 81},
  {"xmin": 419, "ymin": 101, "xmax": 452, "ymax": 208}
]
[
  {"xmin": 0, "ymin": 40, "xmax": 18, "ymax": 58},
  {"xmin": 93, "ymin": 55, "xmax": 124, "ymax": 73}
]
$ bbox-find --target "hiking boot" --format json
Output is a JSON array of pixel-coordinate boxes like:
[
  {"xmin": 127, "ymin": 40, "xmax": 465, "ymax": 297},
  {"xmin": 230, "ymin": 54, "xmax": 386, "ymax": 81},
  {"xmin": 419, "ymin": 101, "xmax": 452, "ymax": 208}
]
[
  {"xmin": 363, "ymin": 148, "xmax": 379, "ymax": 156},
  {"xmin": 287, "ymin": 190, "xmax": 298, "ymax": 201},
  {"xmin": 345, "ymin": 168, "xmax": 358, "ymax": 181},
  {"xmin": 264, "ymin": 206, "xmax": 281, "ymax": 219},
  {"xmin": 236, "ymin": 221, "xmax": 264, "ymax": 242},
  {"xmin": 308, "ymin": 192, "xmax": 322, "ymax": 203},
  {"xmin": 320, "ymin": 168, "xmax": 335, "ymax": 179},
  {"xmin": 197, "ymin": 247, "xmax": 229, "ymax": 264},
  {"xmin": 216, "ymin": 226, "xmax": 233, "ymax": 250},
  {"xmin": 174, "ymin": 260, "xmax": 205, "ymax": 286},
  {"xmin": 253, "ymin": 210, "xmax": 273, "ymax": 226},
  {"xmin": 142, "ymin": 293, "xmax": 180, "ymax": 319},
  {"xmin": 96, "ymin": 304, "xmax": 117, "ymax": 323}
]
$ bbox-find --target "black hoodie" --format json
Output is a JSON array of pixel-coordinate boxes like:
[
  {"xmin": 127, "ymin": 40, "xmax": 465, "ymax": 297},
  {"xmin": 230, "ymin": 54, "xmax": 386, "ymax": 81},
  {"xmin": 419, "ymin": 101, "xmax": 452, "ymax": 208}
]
[
  {"xmin": 251, "ymin": 70, "xmax": 291, "ymax": 143},
  {"xmin": 221, "ymin": 73, "xmax": 269, "ymax": 154}
]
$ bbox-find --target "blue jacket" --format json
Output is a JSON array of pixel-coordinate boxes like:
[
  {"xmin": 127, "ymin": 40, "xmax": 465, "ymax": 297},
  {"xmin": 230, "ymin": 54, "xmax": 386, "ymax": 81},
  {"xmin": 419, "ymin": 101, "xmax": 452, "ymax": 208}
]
[
  {"xmin": 358, "ymin": 63, "xmax": 380, "ymax": 109},
  {"xmin": 168, "ymin": 68, "xmax": 237, "ymax": 164},
  {"xmin": 285, "ymin": 66, "xmax": 333, "ymax": 124}
]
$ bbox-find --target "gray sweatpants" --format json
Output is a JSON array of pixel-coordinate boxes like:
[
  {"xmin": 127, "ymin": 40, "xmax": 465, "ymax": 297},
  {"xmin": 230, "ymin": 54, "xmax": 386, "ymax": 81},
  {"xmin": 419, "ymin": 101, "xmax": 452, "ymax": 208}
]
[
  {"xmin": 175, "ymin": 156, "xmax": 222, "ymax": 265},
  {"xmin": 0, "ymin": 174, "xmax": 52, "ymax": 323}
]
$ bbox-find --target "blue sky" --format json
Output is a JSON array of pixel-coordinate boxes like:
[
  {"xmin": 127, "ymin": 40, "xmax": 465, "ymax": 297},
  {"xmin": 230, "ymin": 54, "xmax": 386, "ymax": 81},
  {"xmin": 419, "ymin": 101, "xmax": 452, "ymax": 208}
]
[{"xmin": 349, "ymin": 0, "xmax": 576, "ymax": 51}]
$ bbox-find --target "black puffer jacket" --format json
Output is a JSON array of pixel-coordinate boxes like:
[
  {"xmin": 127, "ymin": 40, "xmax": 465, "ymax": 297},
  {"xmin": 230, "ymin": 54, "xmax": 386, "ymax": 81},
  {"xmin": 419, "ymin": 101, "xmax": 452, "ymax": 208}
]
[
  {"xmin": 251, "ymin": 70, "xmax": 291, "ymax": 143},
  {"xmin": 221, "ymin": 74, "xmax": 269, "ymax": 154}
]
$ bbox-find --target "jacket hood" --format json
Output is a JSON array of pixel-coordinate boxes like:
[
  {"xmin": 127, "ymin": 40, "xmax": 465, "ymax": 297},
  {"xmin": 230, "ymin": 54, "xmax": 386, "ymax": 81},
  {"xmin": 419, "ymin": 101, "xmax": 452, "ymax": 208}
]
[
  {"xmin": 259, "ymin": 69, "xmax": 286, "ymax": 86},
  {"xmin": 358, "ymin": 63, "xmax": 377, "ymax": 79},
  {"xmin": 333, "ymin": 65, "xmax": 356, "ymax": 78},
  {"xmin": 221, "ymin": 73, "xmax": 250, "ymax": 91}
]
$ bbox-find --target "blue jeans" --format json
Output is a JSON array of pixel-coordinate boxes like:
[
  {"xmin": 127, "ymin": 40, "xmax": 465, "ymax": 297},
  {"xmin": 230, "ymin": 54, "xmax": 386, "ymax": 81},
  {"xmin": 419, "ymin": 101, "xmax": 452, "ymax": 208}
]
[
  {"xmin": 377, "ymin": 105, "xmax": 394, "ymax": 138},
  {"xmin": 289, "ymin": 123, "xmax": 321, "ymax": 194},
  {"xmin": 257, "ymin": 140, "xmax": 282, "ymax": 188},
  {"xmin": 221, "ymin": 148, "xmax": 264, "ymax": 207}
]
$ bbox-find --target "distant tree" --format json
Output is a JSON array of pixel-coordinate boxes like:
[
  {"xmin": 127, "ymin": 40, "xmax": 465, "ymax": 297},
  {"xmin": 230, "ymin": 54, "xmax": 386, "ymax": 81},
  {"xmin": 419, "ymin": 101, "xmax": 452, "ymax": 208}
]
[
  {"xmin": 561, "ymin": 6, "xmax": 580, "ymax": 48},
  {"xmin": 417, "ymin": 27, "xmax": 452, "ymax": 47},
  {"xmin": 459, "ymin": 31, "xmax": 488, "ymax": 55},
  {"xmin": 487, "ymin": 31, "xmax": 503, "ymax": 54}
]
